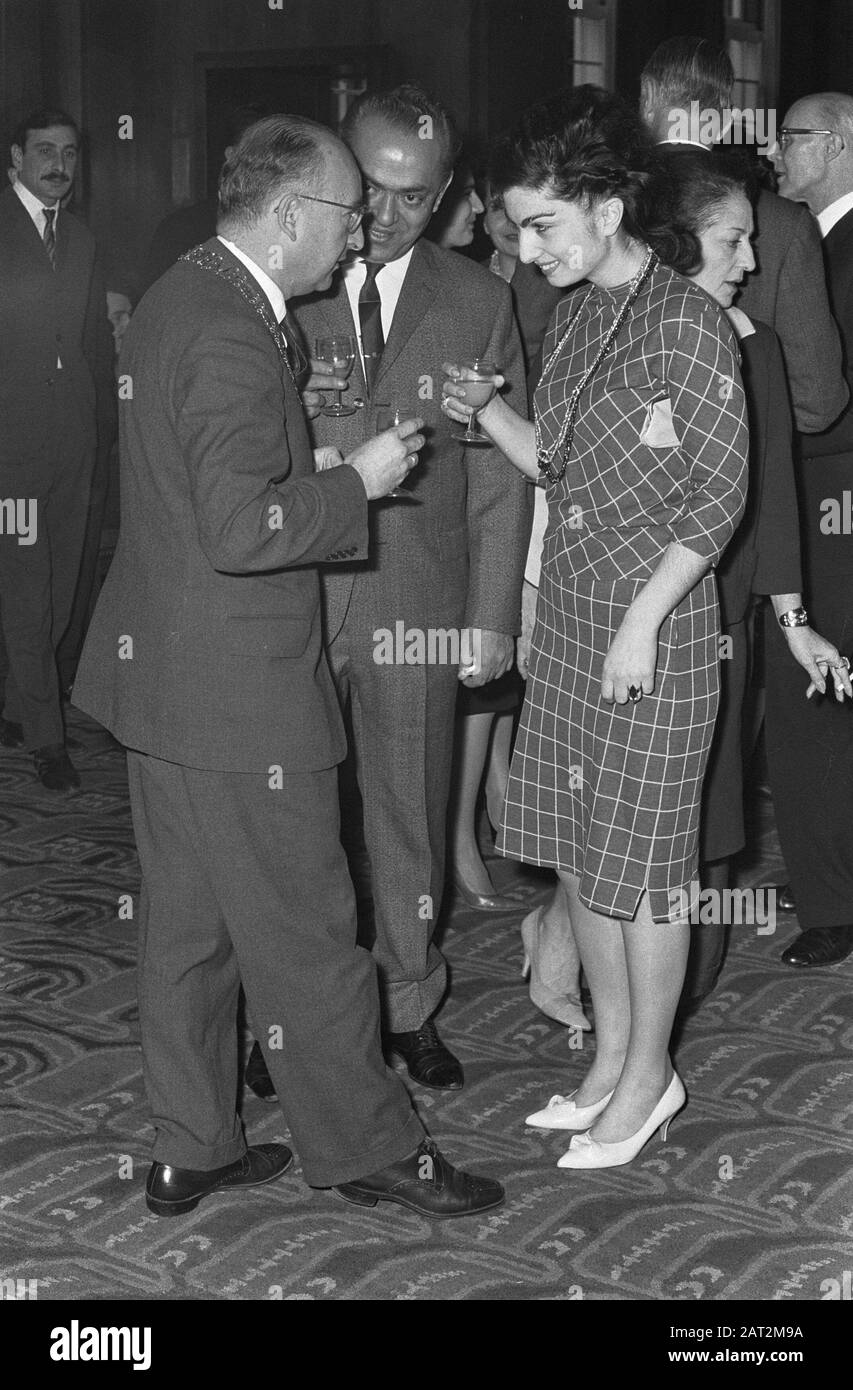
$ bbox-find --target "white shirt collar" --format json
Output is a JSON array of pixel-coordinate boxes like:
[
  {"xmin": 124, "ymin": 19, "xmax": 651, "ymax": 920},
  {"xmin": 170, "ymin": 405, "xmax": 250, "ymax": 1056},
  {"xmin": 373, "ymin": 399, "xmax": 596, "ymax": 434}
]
[
  {"xmin": 14, "ymin": 176, "xmax": 61, "ymax": 228},
  {"xmin": 816, "ymin": 190, "xmax": 853, "ymax": 238},
  {"xmin": 342, "ymin": 246, "xmax": 415, "ymax": 287},
  {"xmin": 217, "ymin": 236, "xmax": 286, "ymax": 321},
  {"xmin": 657, "ymin": 138, "xmax": 711, "ymax": 151}
]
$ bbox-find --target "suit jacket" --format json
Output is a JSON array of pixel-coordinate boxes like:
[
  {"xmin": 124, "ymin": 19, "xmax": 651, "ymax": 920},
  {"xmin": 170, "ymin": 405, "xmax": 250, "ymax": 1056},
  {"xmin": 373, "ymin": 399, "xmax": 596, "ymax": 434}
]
[
  {"xmin": 72, "ymin": 239, "xmax": 370, "ymax": 773},
  {"xmin": 657, "ymin": 146, "xmax": 847, "ymax": 434},
  {"xmin": 0, "ymin": 184, "xmax": 115, "ymax": 470},
  {"xmin": 800, "ymin": 208, "xmax": 853, "ymax": 460},
  {"xmin": 734, "ymin": 189, "xmax": 847, "ymax": 434},
  {"xmin": 716, "ymin": 315, "xmax": 802, "ymax": 624},
  {"xmin": 294, "ymin": 239, "xmax": 530, "ymax": 643}
]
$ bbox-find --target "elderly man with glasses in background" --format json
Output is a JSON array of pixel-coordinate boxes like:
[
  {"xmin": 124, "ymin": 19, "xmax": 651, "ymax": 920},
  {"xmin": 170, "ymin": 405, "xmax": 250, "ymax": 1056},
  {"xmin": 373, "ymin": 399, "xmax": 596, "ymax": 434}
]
[{"xmin": 762, "ymin": 93, "xmax": 853, "ymax": 969}]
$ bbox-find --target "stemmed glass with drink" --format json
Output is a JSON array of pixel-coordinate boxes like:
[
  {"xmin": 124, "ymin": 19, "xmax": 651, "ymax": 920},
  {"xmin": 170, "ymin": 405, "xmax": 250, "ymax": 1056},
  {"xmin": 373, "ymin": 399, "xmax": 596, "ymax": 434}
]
[
  {"xmin": 375, "ymin": 403, "xmax": 420, "ymax": 500},
  {"xmin": 315, "ymin": 335, "xmax": 357, "ymax": 417},
  {"xmin": 450, "ymin": 357, "xmax": 498, "ymax": 444}
]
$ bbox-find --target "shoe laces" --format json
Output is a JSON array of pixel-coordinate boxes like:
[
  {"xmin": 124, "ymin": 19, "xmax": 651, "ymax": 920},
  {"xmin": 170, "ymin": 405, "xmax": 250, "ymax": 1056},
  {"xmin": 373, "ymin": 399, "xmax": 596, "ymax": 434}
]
[{"xmin": 414, "ymin": 1019, "xmax": 441, "ymax": 1049}]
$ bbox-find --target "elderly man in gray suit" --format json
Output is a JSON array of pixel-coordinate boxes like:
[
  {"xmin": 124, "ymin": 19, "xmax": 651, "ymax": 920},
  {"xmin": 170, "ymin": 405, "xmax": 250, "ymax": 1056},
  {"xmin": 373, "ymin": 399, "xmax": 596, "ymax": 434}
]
[
  {"xmin": 73, "ymin": 114, "xmax": 504, "ymax": 1219},
  {"xmin": 285, "ymin": 85, "xmax": 529, "ymax": 1094}
]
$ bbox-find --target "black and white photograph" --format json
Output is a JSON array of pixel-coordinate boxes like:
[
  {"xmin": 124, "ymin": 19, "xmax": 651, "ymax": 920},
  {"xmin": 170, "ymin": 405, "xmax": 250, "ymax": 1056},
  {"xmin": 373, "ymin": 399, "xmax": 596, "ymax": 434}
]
[{"xmin": 0, "ymin": 0, "xmax": 851, "ymax": 1349}]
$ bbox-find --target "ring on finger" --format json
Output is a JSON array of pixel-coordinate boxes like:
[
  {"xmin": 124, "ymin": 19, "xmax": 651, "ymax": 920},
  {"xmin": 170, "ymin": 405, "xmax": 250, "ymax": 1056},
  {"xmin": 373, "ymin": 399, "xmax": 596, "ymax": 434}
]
[{"xmin": 628, "ymin": 684, "xmax": 642, "ymax": 702}]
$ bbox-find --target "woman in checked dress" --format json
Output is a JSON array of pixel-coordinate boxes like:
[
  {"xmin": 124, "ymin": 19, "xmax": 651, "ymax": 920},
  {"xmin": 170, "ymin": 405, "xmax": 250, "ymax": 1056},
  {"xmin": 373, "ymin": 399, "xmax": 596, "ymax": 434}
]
[{"xmin": 442, "ymin": 87, "xmax": 748, "ymax": 1169}]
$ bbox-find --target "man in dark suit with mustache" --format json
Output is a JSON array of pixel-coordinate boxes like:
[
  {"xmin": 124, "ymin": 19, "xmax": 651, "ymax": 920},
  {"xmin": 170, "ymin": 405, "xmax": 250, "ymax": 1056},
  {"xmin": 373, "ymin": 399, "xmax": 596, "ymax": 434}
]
[
  {"xmin": 0, "ymin": 108, "xmax": 115, "ymax": 790},
  {"xmin": 73, "ymin": 114, "xmax": 504, "ymax": 1218}
]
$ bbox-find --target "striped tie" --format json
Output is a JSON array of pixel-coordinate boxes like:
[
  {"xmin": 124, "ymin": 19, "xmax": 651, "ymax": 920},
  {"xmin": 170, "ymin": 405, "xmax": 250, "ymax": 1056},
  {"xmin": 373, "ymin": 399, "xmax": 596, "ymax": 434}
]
[
  {"xmin": 42, "ymin": 206, "xmax": 57, "ymax": 269},
  {"xmin": 358, "ymin": 262, "xmax": 385, "ymax": 395}
]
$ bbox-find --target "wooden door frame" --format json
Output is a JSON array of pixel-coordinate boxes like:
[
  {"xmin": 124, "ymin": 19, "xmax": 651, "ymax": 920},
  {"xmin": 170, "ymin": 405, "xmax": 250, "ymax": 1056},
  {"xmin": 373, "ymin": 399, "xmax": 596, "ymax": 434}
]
[{"xmin": 192, "ymin": 45, "xmax": 393, "ymax": 200}]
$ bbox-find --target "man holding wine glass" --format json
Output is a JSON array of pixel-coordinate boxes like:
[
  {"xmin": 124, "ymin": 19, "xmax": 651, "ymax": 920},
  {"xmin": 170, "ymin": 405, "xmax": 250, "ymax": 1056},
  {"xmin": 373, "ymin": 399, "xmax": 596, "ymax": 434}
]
[
  {"xmin": 73, "ymin": 114, "xmax": 506, "ymax": 1219},
  {"xmin": 290, "ymin": 85, "xmax": 529, "ymax": 1095}
]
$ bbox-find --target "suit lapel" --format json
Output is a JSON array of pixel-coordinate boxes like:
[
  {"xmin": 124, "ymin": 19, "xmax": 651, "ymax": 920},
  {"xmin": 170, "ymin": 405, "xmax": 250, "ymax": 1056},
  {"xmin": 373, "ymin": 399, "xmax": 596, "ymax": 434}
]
[
  {"xmin": 54, "ymin": 207, "xmax": 70, "ymax": 274},
  {"xmin": 2, "ymin": 185, "xmax": 54, "ymax": 275},
  {"xmin": 375, "ymin": 240, "xmax": 438, "ymax": 392},
  {"xmin": 823, "ymin": 207, "xmax": 853, "ymax": 263}
]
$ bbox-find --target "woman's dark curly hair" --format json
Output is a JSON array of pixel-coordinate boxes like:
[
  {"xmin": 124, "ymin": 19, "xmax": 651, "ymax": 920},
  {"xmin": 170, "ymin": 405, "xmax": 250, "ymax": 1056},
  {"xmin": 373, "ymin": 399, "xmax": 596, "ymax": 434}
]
[
  {"xmin": 489, "ymin": 85, "xmax": 698, "ymax": 267},
  {"xmin": 653, "ymin": 149, "xmax": 758, "ymax": 276}
]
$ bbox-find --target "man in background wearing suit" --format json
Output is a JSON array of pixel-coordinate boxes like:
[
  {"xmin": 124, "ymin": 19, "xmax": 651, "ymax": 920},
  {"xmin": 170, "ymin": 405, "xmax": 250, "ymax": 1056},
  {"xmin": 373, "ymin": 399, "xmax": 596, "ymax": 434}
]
[
  {"xmin": 294, "ymin": 86, "xmax": 529, "ymax": 1093},
  {"xmin": 73, "ymin": 115, "xmax": 503, "ymax": 1219},
  {"xmin": 640, "ymin": 40, "xmax": 849, "ymax": 1004},
  {"xmin": 763, "ymin": 93, "xmax": 853, "ymax": 969},
  {"xmin": 0, "ymin": 109, "xmax": 115, "ymax": 790},
  {"xmin": 641, "ymin": 39, "xmax": 847, "ymax": 434}
]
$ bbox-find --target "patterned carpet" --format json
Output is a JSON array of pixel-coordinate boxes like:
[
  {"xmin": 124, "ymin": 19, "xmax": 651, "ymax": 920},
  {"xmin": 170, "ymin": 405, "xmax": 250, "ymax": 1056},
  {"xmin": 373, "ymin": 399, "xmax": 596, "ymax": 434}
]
[{"xmin": 1, "ymin": 705, "xmax": 851, "ymax": 1303}]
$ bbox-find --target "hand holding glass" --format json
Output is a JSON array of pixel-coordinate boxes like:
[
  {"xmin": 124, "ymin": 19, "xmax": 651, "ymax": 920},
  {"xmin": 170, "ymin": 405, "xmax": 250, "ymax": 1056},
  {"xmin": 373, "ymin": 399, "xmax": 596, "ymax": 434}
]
[
  {"xmin": 315, "ymin": 335, "xmax": 357, "ymax": 416},
  {"xmin": 375, "ymin": 404, "xmax": 420, "ymax": 499},
  {"xmin": 450, "ymin": 358, "xmax": 498, "ymax": 444}
]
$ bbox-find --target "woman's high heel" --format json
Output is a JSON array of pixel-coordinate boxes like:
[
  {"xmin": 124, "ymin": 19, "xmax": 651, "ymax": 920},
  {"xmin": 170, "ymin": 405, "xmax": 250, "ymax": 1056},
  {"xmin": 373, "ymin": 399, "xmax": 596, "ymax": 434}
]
[
  {"xmin": 525, "ymin": 1087, "xmax": 614, "ymax": 1130},
  {"xmin": 521, "ymin": 905, "xmax": 592, "ymax": 1030},
  {"xmin": 556, "ymin": 1072, "xmax": 686, "ymax": 1169},
  {"xmin": 453, "ymin": 871, "xmax": 532, "ymax": 914}
]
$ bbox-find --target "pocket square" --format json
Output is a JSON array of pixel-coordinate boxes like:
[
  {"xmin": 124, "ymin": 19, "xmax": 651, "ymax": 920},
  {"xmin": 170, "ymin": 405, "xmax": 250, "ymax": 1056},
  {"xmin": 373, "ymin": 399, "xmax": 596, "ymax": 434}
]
[{"xmin": 640, "ymin": 395, "xmax": 681, "ymax": 449}]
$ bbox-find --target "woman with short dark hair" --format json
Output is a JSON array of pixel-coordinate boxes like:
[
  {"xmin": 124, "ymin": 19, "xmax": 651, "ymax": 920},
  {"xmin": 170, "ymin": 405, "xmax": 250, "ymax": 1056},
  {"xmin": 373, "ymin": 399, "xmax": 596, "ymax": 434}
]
[
  {"xmin": 655, "ymin": 151, "xmax": 851, "ymax": 1005},
  {"xmin": 443, "ymin": 87, "xmax": 749, "ymax": 1168}
]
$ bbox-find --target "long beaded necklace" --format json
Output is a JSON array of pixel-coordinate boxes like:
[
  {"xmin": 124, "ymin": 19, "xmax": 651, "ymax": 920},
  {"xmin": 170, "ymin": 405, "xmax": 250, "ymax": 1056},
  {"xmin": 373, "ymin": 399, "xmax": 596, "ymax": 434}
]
[{"xmin": 535, "ymin": 246, "xmax": 658, "ymax": 485}]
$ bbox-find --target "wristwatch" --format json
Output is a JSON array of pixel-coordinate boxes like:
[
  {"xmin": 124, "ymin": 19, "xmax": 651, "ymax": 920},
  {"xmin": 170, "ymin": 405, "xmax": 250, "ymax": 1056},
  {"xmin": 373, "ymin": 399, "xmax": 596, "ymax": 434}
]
[{"xmin": 778, "ymin": 607, "xmax": 809, "ymax": 628}]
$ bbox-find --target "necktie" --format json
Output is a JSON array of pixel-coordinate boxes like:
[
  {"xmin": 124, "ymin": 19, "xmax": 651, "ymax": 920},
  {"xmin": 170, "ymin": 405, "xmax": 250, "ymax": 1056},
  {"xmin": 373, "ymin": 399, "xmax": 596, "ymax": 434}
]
[
  {"xmin": 42, "ymin": 206, "xmax": 57, "ymax": 269},
  {"xmin": 279, "ymin": 310, "xmax": 309, "ymax": 387},
  {"xmin": 358, "ymin": 262, "xmax": 385, "ymax": 395}
]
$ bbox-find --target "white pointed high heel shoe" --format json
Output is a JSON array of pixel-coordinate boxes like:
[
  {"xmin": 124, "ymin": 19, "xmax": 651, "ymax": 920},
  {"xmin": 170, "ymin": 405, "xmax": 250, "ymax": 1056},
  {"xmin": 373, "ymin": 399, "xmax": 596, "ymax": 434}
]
[
  {"xmin": 525, "ymin": 1087, "xmax": 615, "ymax": 1130},
  {"xmin": 556, "ymin": 1072, "xmax": 686, "ymax": 1169}
]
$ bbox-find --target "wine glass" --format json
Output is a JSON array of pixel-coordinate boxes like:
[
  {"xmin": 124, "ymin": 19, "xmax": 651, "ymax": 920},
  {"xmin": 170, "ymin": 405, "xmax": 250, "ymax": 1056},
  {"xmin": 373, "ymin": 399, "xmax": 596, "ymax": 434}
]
[
  {"xmin": 451, "ymin": 357, "xmax": 497, "ymax": 444},
  {"xmin": 315, "ymin": 335, "xmax": 357, "ymax": 417},
  {"xmin": 375, "ymin": 403, "xmax": 420, "ymax": 501}
]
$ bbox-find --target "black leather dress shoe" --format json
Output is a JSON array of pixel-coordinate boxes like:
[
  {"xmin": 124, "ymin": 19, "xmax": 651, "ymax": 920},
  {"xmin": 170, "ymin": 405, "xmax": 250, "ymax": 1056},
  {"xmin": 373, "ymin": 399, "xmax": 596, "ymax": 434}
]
[
  {"xmin": 0, "ymin": 717, "xmax": 24, "ymax": 748},
  {"xmin": 781, "ymin": 925, "xmax": 853, "ymax": 968},
  {"xmin": 245, "ymin": 1040, "xmax": 277, "ymax": 1101},
  {"xmin": 33, "ymin": 744, "xmax": 80, "ymax": 791},
  {"xmin": 385, "ymin": 1019, "xmax": 463, "ymax": 1090},
  {"xmin": 334, "ymin": 1137, "xmax": 503, "ymax": 1218},
  {"xmin": 146, "ymin": 1143, "xmax": 293, "ymax": 1216}
]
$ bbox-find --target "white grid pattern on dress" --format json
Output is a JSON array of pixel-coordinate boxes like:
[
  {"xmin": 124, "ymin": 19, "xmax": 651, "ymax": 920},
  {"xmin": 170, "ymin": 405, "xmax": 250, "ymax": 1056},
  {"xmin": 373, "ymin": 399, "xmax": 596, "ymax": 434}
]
[{"xmin": 498, "ymin": 263, "xmax": 749, "ymax": 922}]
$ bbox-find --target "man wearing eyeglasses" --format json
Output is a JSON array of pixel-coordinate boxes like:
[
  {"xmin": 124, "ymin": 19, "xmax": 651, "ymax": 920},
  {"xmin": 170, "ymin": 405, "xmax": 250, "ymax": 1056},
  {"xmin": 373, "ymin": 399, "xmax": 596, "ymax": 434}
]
[
  {"xmin": 73, "ymin": 115, "xmax": 505, "ymax": 1219},
  {"xmin": 640, "ymin": 39, "xmax": 849, "ymax": 1011},
  {"xmin": 762, "ymin": 93, "xmax": 853, "ymax": 970},
  {"xmin": 290, "ymin": 85, "xmax": 528, "ymax": 1096}
]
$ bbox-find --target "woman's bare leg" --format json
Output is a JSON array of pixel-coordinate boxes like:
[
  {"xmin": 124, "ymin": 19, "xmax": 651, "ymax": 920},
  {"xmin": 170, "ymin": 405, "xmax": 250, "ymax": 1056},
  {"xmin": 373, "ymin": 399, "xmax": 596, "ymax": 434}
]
[
  {"xmin": 589, "ymin": 891, "xmax": 689, "ymax": 1141},
  {"xmin": 559, "ymin": 871, "xmax": 629, "ymax": 1105}
]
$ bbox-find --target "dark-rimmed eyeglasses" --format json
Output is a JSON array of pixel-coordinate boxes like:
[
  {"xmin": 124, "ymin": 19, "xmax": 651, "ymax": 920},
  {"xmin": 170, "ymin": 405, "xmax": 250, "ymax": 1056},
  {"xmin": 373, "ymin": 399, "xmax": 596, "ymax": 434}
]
[
  {"xmin": 293, "ymin": 192, "xmax": 368, "ymax": 232},
  {"xmin": 777, "ymin": 127, "xmax": 836, "ymax": 152}
]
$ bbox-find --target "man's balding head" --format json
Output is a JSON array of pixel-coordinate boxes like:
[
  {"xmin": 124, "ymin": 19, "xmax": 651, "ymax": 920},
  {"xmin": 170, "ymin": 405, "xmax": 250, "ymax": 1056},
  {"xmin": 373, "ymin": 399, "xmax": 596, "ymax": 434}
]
[{"xmin": 217, "ymin": 115, "xmax": 364, "ymax": 297}]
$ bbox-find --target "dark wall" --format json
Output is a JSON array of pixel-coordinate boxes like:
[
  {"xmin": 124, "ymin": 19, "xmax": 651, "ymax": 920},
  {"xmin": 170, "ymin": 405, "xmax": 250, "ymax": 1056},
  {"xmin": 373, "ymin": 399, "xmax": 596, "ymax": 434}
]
[
  {"xmin": 614, "ymin": 0, "xmax": 725, "ymax": 105},
  {"xmin": 778, "ymin": 0, "xmax": 853, "ymax": 112},
  {"xmin": 2, "ymin": 0, "xmax": 849, "ymax": 294}
]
